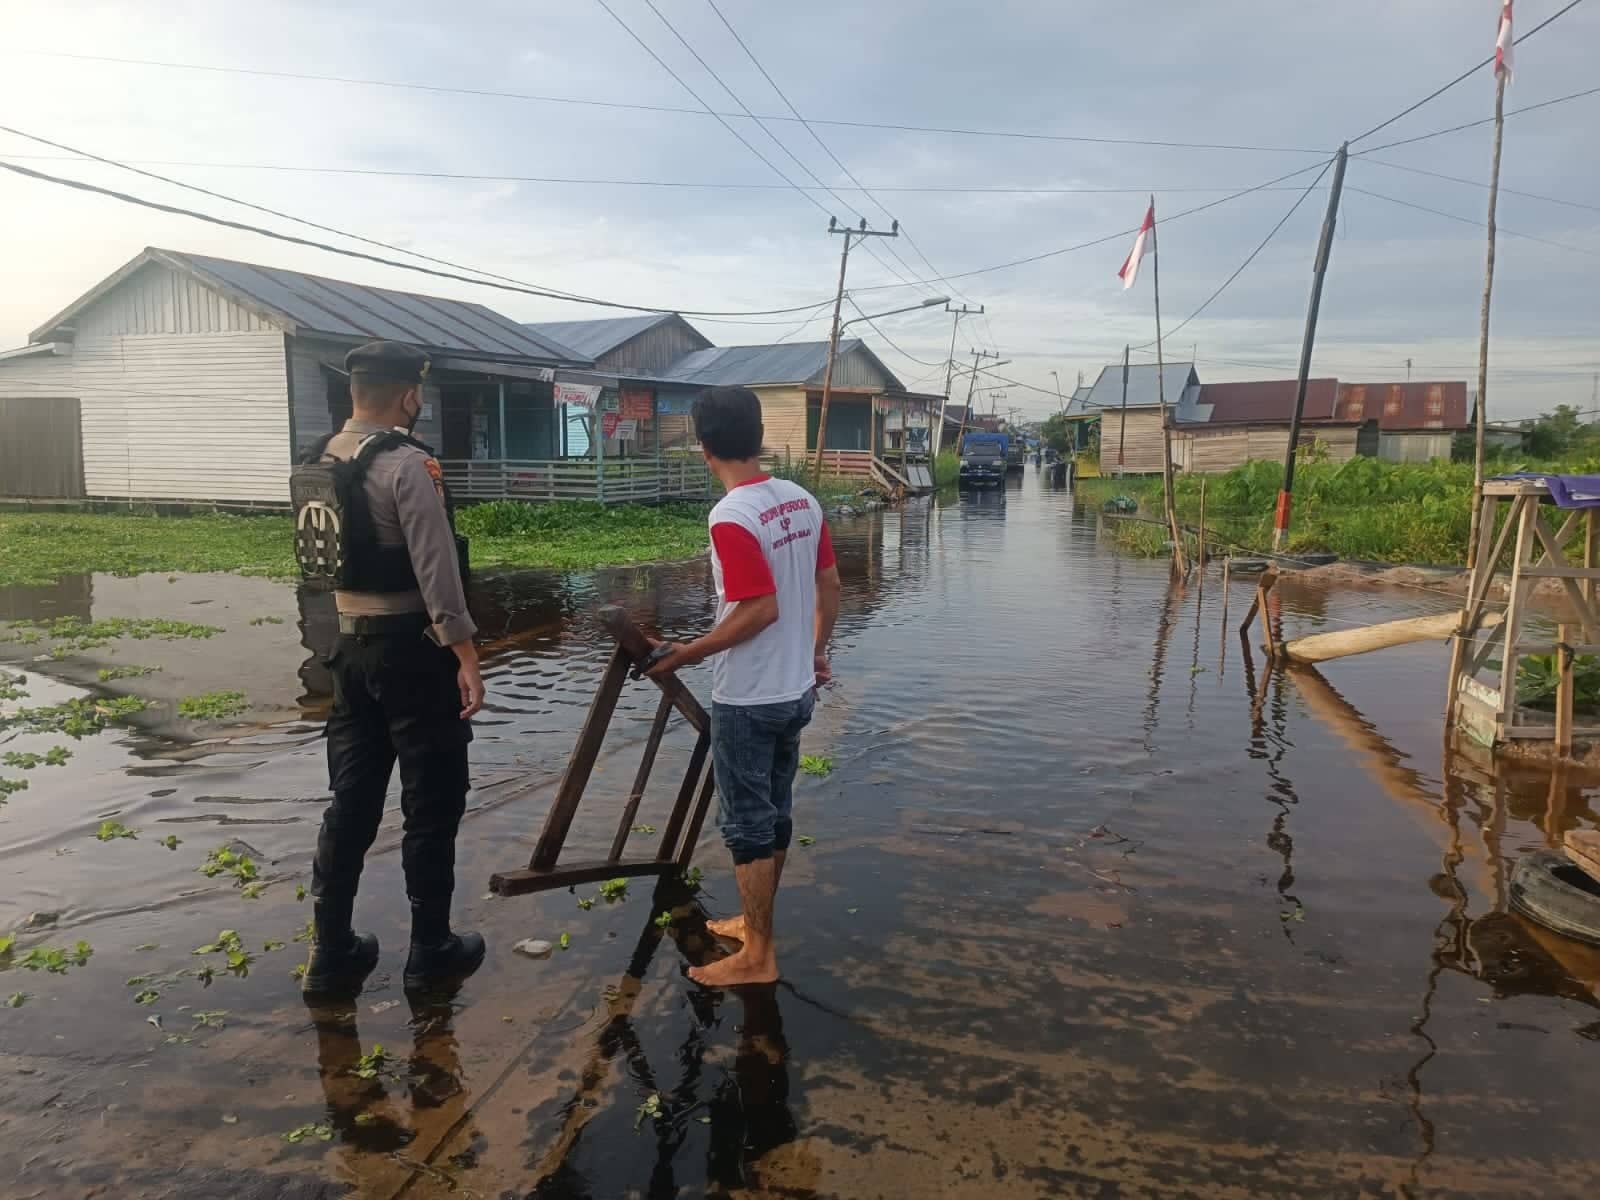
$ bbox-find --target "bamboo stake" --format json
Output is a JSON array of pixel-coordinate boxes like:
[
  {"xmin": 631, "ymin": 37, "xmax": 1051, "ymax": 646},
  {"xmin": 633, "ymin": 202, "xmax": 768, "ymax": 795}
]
[
  {"xmin": 1468, "ymin": 70, "xmax": 1508, "ymax": 568},
  {"xmin": 1557, "ymin": 623, "xmax": 1574, "ymax": 758},
  {"xmin": 1196, "ymin": 478, "xmax": 1207, "ymax": 572},
  {"xmin": 1150, "ymin": 199, "xmax": 1187, "ymax": 576}
]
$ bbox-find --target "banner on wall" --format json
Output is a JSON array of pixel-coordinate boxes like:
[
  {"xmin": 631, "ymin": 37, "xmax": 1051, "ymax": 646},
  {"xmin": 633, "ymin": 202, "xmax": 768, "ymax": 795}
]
[
  {"xmin": 554, "ymin": 382, "xmax": 601, "ymax": 408},
  {"xmin": 620, "ymin": 386, "xmax": 654, "ymax": 421}
]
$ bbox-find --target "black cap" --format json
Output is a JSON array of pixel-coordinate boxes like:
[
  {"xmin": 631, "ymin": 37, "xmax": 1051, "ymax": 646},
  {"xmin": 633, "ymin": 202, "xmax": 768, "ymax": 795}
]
[{"xmin": 345, "ymin": 340, "xmax": 430, "ymax": 384}]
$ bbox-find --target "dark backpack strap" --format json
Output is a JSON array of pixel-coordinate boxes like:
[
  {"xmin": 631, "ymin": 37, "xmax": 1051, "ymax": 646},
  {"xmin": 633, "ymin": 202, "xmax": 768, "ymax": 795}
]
[
  {"xmin": 346, "ymin": 431, "xmax": 409, "ymax": 480},
  {"xmin": 299, "ymin": 432, "xmax": 337, "ymax": 465}
]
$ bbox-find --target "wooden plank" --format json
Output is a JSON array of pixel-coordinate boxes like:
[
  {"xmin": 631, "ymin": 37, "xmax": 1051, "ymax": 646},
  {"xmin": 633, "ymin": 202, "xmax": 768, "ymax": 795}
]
[
  {"xmin": 607, "ymin": 691, "xmax": 674, "ymax": 863},
  {"xmin": 599, "ymin": 606, "xmax": 709, "ymax": 734},
  {"xmin": 1519, "ymin": 567, "xmax": 1600, "ymax": 579},
  {"xmin": 1587, "ymin": 510, "xmax": 1599, "ymax": 616},
  {"xmin": 1498, "ymin": 497, "xmax": 1536, "ymax": 730},
  {"xmin": 1238, "ymin": 567, "xmax": 1278, "ymax": 638},
  {"xmin": 656, "ymin": 733, "xmax": 710, "ymax": 862},
  {"xmin": 489, "ymin": 857, "xmax": 673, "ymax": 896},
  {"xmin": 527, "ymin": 645, "xmax": 632, "ymax": 872},
  {"xmin": 675, "ymin": 766, "xmax": 719, "ymax": 870},
  {"xmin": 1287, "ymin": 610, "xmax": 1502, "ymax": 664},
  {"xmin": 1531, "ymin": 510, "xmax": 1596, "ymax": 623},
  {"xmin": 1504, "ymin": 725, "xmax": 1600, "ymax": 739},
  {"xmin": 1564, "ymin": 829, "xmax": 1600, "ymax": 882},
  {"xmin": 1557, "ymin": 623, "xmax": 1575, "ymax": 756}
]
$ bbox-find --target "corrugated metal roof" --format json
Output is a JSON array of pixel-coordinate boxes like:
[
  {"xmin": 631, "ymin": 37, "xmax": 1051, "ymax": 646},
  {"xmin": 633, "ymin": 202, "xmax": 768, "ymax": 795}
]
[
  {"xmin": 523, "ymin": 314, "xmax": 681, "ymax": 360},
  {"xmin": 653, "ymin": 338, "xmax": 902, "ymax": 390},
  {"xmin": 33, "ymin": 247, "xmax": 588, "ymax": 363},
  {"xmin": 1334, "ymin": 381, "xmax": 1470, "ymax": 430},
  {"xmin": 1197, "ymin": 379, "xmax": 1341, "ymax": 425},
  {"xmin": 1081, "ymin": 362, "xmax": 1200, "ymax": 411}
]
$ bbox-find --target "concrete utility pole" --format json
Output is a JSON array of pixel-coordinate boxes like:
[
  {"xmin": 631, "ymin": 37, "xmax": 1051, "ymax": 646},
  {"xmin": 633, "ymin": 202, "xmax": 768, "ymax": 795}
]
[
  {"xmin": 1274, "ymin": 141, "xmax": 1350, "ymax": 553},
  {"xmin": 1118, "ymin": 344, "xmax": 1130, "ymax": 473},
  {"xmin": 936, "ymin": 302, "xmax": 984, "ymax": 456},
  {"xmin": 815, "ymin": 217, "xmax": 898, "ymax": 483},
  {"xmin": 1049, "ymin": 370, "xmax": 1065, "ymax": 413},
  {"xmin": 1148, "ymin": 195, "xmax": 1186, "ymax": 575},
  {"xmin": 1467, "ymin": 61, "xmax": 1511, "ymax": 569}
]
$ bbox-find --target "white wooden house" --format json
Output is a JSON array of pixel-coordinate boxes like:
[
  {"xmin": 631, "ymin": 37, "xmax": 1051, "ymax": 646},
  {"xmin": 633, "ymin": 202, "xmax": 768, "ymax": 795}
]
[{"xmin": 0, "ymin": 248, "xmax": 721, "ymax": 506}]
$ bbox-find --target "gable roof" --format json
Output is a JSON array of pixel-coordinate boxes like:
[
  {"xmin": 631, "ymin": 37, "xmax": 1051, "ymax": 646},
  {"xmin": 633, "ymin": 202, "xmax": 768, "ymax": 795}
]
[
  {"xmin": 522, "ymin": 313, "xmax": 710, "ymax": 360},
  {"xmin": 1078, "ymin": 362, "xmax": 1201, "ymax": 412},
  {"xmin": 1334, "ymin": 381, "xmax": 1470, "ymax": 430},
  {"xmin": 653, "ymin": 338, "xmax": 902, "ymax": 390},
  {"xmin": 32, "ymin": 248, "xmax": 587, "ymax": 362},
  {"xmin": 1196, "ymin": 379, "xmax": 1341, "ymax": 425}
]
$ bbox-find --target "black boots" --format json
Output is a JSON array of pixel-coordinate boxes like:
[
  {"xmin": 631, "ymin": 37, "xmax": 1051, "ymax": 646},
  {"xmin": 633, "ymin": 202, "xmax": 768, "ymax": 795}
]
[
  {"xmin": 402, "ymin": 896, "xmax": 485, "ymax": 991},
  {"xmin": 302, "ymin": 896, "xmax": 380, "ymax": 996}
]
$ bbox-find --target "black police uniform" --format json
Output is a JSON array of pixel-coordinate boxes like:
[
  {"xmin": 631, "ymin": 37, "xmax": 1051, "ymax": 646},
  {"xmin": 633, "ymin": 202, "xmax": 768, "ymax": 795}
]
[{"xmin": 294, "ymin": 340, "xmax": 484, "ymax": 994}]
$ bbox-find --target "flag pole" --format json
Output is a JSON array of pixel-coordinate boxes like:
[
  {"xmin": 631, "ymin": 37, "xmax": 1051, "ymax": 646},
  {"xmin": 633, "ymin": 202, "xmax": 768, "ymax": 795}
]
[
  {"xmin": 1150, "ymin": 196, "xmax": 1187, "ymax": 575},
  {"xmin": 1468, "ymin": 65, "xmax": 1509, "ymax": 569}
]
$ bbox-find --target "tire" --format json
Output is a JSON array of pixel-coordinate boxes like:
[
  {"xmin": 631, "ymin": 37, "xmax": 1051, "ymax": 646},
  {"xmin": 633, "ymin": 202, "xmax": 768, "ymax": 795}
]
[{"xmin": 1509, "ymin": 850, "xmax": 1600, "ymax": 946}]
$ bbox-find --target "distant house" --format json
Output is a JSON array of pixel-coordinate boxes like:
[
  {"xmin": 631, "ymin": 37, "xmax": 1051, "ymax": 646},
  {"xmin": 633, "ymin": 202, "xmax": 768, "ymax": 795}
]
[
  {"xmin": 0, "ymin": 247, "xmax": 617, "ymax": 505},
  {"xmin": 524, "ymin": 313, "xmax": 712, "ymax": 454},
  {"xmin": 0, "ymin": 249, "xmax": 731, "ymax": 506},
  {"xmin": 1074, "ymin": 362, "xmax": 1201, "ymax": 474},
  {"xmin": 1180, "ymin": 379, "xmax": 1368, "ymax": 473},
  {"xmin": 1333, "ymin": 381, "xmax": 1471, "ymax": 463}
]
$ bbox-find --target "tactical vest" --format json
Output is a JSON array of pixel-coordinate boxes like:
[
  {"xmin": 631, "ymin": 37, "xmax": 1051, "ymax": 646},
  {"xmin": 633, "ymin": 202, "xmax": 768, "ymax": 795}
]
[{"xmin": 290, "ymin": 431, "xmax": 468, "ymax": 593}]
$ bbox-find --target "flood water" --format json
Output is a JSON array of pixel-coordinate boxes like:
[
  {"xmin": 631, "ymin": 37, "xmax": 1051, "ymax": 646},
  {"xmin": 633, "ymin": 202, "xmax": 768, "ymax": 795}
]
[{"xmin": 4, "ymin": 470, "xmax": 1600, "ymax": 1199}]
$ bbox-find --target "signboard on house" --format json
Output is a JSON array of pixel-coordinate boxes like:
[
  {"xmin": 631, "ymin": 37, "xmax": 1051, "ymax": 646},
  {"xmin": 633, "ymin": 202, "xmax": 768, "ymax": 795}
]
[
  {"xmin": 620, "ymin": 386, "xmax": 654, "ymax": 421},
  {"xmin": 554, "ymin": 382, "xmax": 601, "ymax": 409},
  {"xmin": 601, "ymin": 412, "xmax": 621, "ymax": 439},
  {"xmin": 613, "ymin": 419, "xmax": 638, "ymax": 441}
]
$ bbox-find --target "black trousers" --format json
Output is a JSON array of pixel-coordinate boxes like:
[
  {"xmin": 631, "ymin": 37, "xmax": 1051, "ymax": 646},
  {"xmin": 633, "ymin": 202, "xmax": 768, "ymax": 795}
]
[{"xmin": 314, "ymin": 632, "xmax": 472, "ymax": 923}]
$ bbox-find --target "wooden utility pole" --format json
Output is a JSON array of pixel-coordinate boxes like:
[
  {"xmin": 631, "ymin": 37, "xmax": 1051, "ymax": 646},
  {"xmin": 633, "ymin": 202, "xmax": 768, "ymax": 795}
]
[
  {"xmin": 814, "ymin": 217, "xmax": 898, "ymax": 483},
  {"xmin": 935, "ymin": 303, "xmax": 983, "ymax": 457},
  {"xmin": 1149, "ymin": 197, "xmax": 1186, "ymax": 575},
  {"xmin": 954, "ymin": 348, "xmax": 1004, "ymax": 451},
  {"xmin": 1467, "ymin": 69, "xmax": 1509, "ymax": 568},
  {"xmin": 1117, "ymin": 343, "xmax": 1129, "ymax": 472},
  {"xmin": 1273, "ymin": 141, "xmax": 1349, "ymax": 553}
]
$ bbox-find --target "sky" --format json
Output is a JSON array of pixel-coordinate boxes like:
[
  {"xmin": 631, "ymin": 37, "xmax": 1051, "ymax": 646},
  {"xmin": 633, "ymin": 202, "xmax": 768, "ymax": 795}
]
[{"xmin": 1, "ymin": 0, "xmax": 1596, "ymax": 421}]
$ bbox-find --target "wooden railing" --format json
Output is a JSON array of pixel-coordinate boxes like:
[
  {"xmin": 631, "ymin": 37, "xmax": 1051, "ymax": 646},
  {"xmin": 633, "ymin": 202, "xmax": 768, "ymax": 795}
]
[
  {"xmin": 439, "ymin": 456, "xmax": 712, "ymax": 504},
  {"xmin": 813, "ymin": 450, "xmax": 875, "ymax": 478}
]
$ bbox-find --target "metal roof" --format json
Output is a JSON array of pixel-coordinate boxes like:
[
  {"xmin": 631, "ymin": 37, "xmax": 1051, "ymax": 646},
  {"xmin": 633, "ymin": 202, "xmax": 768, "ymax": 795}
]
[
  {"xmin": 653, "ymin": 338, "xmax": 902, "ymax": 390},
  {"xmin": 1334, "ymin": 381, "xmax": 1470, "ymax": 430},
  {"xmin": 32, "ymin": 247, "xmax": 588, "ymax": 363},
  {"xmin": 1080, "ymin": 362, "xmax": 1200, "ymax": 411},
  {"xmin": 522, "ymin": 313, "xmax": 707, "ymax": 360},
  {"xmin": 1196, "ymin": 379, "xmax": 1342, "ymax": 425}
]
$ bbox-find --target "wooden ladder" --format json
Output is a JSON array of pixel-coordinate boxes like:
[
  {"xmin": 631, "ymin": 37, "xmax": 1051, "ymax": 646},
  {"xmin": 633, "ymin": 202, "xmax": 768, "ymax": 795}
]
[{"xmin": 489, "ymin": 606, "xmax": 715, "ymax": 895}]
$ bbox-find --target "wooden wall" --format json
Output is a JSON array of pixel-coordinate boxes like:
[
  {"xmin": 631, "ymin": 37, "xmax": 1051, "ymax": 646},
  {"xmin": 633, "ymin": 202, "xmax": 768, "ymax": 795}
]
[
  {"xmin": 755, "ymin": 385, "xmax": 808, "ymax": 459},
  {"xmin": 1180, "ymin": 425, "xmax": 1360, "ymax": 473},
  {"xmin": 1097, "ymin": 408, "xmax": 1167, "ymax": 474}
]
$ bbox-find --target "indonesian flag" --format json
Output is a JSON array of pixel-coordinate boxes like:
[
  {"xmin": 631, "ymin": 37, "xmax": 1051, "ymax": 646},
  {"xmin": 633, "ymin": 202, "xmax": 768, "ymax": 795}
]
[
  {"xmin": 1495, "ymin": 1, "xmax": 1513, "ymax": 82},
  {"xmin": 1118, "ymin": 203, "xmax": 1155, "ymax": 290}
]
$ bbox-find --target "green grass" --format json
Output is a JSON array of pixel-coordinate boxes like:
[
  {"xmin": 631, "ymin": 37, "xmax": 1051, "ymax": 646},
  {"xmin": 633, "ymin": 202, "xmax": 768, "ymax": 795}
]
[
  {"xmin": 178, "ymin": 690, "xmax": 249, "ymax": 720},
  {"xmin": 0, "ymin": 503, "xmax": 728, "ymax": 586},
  {"xmin": 1077, "ymin": 456, "xmax": 1600, "ymax": 565}
]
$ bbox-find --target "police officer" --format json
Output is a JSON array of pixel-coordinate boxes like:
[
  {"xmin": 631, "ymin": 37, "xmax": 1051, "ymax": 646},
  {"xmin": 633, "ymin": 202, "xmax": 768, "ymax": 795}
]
[{"xmin": 302, "ymin": 340, "xmax": 486, "ymax": 996}]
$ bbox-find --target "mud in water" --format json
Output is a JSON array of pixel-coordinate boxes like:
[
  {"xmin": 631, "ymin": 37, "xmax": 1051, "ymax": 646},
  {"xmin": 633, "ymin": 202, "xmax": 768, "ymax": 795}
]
[{"xmin": 3, "ymin": 470, "xmax": 1600, "ymax": 1198}]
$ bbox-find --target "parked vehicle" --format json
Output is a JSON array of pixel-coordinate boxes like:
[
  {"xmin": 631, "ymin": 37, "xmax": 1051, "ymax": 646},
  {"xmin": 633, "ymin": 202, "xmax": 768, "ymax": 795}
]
[
  {"xmin": 1005, "ymin": 438, "xmax": 1027, "ymax": 473},
  {"xmin": 958, "ymin": 432, "xmax": 1009, "ymax": 487}
]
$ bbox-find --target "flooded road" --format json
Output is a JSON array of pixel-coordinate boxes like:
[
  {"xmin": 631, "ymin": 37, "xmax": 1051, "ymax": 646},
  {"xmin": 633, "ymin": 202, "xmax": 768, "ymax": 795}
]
[{"xmin": 4, "ymin": 471, "xmax": 1600, "ymax": 1198}]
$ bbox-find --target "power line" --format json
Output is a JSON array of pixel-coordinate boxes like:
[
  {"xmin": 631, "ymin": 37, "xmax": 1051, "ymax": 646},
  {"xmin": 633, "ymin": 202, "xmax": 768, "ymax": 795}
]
[
  {"xmin": 1360, "ymin": 155, "xmax": 1600, "ymax": 214},
  {"xmin": 1355, "ymin": 82, "xmax": 1600, "ymax": 156},
  {"xmin": 627, "ymin": 0, "xmax": 930, "ymax": 295},
  {"xmin": 1345, "ymin": 184, "xmax": 1600, "ymax": 257},
  {"xmin": 848, "ymin": 158, "xmax": 1337, "ymax": 292},
  {"xmin": 843, "ymin": 296, "xmax": 947, "ymax": 368},
  {"xmin": 1130, "ymin": 157, "xmax": 1335, "ymax": 352},
  {"xmin": 1347, "ymin": 0, "xmax": 1591, "ymax": 145},
  {"xmin": 0, "ymin": 154, "xmax": 1343, "ymax": 196},
  {"xmin": 701, "ymin": 0, "xmax": 979, "ymax": 314},
  {"xmin": 1126, "ymin": 346, "xmax": 1600, "ymax": 378},
  {"xmin": 0, "ymin": 157, "xmax": 834, "ymax": 317},
  {"xmin": 12, "ymin": 49, "xmax": 1330, "ymax": 155}
]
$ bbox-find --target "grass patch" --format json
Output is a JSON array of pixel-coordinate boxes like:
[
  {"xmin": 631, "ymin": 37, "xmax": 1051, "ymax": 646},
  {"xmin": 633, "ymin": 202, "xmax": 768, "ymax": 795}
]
[
  {"xmin": 98, "ymin": 665, "xmax": 159, "ymax": 682},
  {"xmin": 799, "ymin": 754, "xmax": 834, "ymax": 777},
  {"xmin": 456, "ymin": 501, "xmax": 711, "ymax": 570},
  {"xmin": 178, "ymin": 690, "xmax": 248, "ymax": 720},
  {"xmin": 0, "ymin": 513, "xmax": 296, "ymax": 587},
  {"xmin": 5, "ymin": 617, "xmax": 220, "ymax": 652}
]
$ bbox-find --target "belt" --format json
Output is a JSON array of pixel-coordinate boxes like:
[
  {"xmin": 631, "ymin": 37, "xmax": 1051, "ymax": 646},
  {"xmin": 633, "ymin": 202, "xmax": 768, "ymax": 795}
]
[{"xmin": 337, "ymin": 612, "xmax": 431, "ymax": 636}]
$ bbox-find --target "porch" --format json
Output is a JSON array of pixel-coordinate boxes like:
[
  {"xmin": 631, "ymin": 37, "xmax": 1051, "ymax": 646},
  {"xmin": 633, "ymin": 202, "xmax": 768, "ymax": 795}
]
[{"xmin": 440, "ymin": 452, "xmax": 712, "ymax": 504}]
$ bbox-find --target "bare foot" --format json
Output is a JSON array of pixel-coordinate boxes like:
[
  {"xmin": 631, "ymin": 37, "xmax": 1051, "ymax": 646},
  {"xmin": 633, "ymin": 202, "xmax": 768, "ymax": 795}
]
[
  {"xmin": 706, "ymin": 914, "xmax": 746, "ymax": 941},
  {"xmin": 688, "ymin": 949, "xmax": 778, "ymax": 988}
]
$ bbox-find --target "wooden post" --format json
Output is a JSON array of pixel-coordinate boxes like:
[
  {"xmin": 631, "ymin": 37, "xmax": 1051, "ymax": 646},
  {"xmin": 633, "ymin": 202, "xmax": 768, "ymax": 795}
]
[
  {"xmin": 1468, "ymin": 69, "xmax": 1508, "ymax": 569},
  {"xmin": 1196, "ymin": 478, "xmax": 1207, "ymax": 571},
  {"xmin": 529, "ymin": 646, "xmax": 632, "ymax": 872},
  {"xmin": 1495, "ymin": 496, "xmax": 1537, "ymax": 736},
  {"xmin": 1117, "ymin": 343, "xmax": 1129, "ymax": 473},
  {"xmin": 1238, "ymin": 567, "xmax": 1278, "ymax": 640},
  {"xmin": 608, "ymin": 691, "xmax": 674, "ymax": 862},
  {"xmin": 1149, "ymin": 199, "xmax": 1187, "ymax": 575},
  {"xmin": 1586, "ymin": 509, "xmax": 1598, "ymax": 640},
  {"xmin": 1220, "ymin": 557, "xmax": 1231, "ymax": 638},
  {"xmin": 1556, "ymin": 623, "xmax": 1575, "ymax": 758}
]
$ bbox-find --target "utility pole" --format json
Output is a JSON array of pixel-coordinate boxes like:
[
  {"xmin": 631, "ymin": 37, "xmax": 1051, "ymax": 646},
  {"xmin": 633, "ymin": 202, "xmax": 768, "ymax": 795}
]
[
  {"xmin": 955, "ymin": 348, "xmax": 1004, "ymax": 450},
  {"xmin": 1049, "ymin": 369, "xmax": 1065, "ymax": 413},
  {"xmin": 1273, "ymin": 141, "xmax": 1350, "ymax": 554},
  {"xmin": 936, "ymin": 302, "xmax": 984, "ymax": 456},
  {"xmin": 1149, "ymin": 195, "xmax": 1186, "ymax": 575},
  {"xmin": 814, "ymin": 217, "xmax": 898, "ymax": 482},
  {"xmin": 1406, "ymin": 357, "xmax": 1413, "ymax": 382},
  {"xmin": 1467, "ymin": 53, "xmax": 1510, "ymax": 569}
]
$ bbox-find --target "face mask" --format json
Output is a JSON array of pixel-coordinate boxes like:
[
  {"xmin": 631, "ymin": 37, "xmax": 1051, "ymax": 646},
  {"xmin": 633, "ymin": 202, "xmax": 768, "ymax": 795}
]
[{"xmin": 399, "ymin": 390, "xmax": 421, "ymax": 434}]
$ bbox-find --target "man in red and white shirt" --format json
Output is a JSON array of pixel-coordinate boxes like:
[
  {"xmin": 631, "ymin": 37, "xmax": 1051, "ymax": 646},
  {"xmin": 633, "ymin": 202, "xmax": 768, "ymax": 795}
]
[{"xmin": 649, "ymin": 386, "xmax": 841, "ymax": 987}]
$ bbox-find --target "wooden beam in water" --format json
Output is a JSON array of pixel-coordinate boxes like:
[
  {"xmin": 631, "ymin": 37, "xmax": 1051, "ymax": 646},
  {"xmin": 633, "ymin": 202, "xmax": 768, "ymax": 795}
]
[{"xmin": 1285, "ymin": 610, "xmax": 1504, "ymax": 665}]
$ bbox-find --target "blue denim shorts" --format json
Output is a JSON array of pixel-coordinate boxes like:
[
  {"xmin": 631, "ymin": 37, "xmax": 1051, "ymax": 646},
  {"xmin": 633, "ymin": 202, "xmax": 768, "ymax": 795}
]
[{"xmin": 710, "ymin": 691, "xmax": 816, "ymax": 865}]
